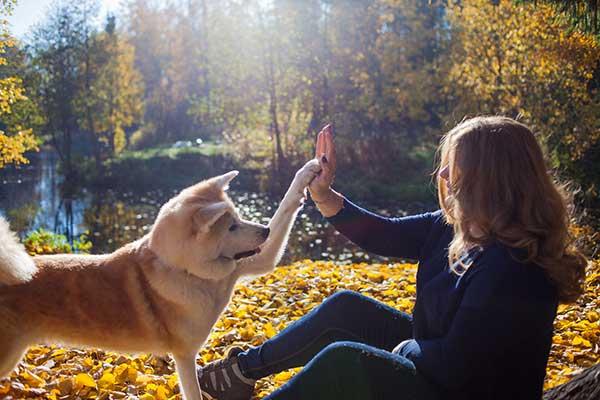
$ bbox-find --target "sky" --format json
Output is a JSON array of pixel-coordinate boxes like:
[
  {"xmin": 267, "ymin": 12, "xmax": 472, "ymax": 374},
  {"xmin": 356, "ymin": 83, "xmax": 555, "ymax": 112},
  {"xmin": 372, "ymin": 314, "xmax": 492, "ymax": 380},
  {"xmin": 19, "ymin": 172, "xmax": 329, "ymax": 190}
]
[{"xmin": 6, "ymin": 0, "xmax": 122, "ymax": 40}]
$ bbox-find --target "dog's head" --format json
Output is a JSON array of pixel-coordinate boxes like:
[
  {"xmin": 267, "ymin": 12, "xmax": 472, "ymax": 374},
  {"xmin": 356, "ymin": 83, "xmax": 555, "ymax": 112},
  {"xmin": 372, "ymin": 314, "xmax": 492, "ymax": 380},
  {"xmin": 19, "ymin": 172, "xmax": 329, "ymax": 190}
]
[{"xmin": 148, "ymin": 171, "xmax": 269, "ymax": 279}]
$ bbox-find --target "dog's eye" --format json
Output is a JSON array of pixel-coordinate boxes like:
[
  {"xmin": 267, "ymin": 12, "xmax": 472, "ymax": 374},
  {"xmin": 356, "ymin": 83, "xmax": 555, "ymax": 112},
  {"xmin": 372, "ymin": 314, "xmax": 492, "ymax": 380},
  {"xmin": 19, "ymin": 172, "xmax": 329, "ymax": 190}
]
[{"xmin": 229, "ymin": 224, "xmax": 239, "ymax": 232}]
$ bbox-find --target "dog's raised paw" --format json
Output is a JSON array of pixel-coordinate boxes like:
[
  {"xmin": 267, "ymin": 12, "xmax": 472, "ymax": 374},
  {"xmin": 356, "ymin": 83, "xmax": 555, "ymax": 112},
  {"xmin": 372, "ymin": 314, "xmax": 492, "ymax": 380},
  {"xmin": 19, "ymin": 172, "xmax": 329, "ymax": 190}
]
[
  {"xmin": 283, "ymin": 159, "xmax": 322, "ymax": 206},
  {"xmin": 294, "ymin": 159, "xmax": 321, "ymax": 187}
]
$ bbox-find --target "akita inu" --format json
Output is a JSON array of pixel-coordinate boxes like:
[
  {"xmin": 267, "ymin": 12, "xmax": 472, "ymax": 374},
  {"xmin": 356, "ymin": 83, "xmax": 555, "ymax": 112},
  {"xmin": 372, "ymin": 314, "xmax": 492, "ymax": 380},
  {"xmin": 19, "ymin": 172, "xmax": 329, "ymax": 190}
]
[{"xmin": 0, "ymin": 159, "xmax": 321, "ymax": 400}]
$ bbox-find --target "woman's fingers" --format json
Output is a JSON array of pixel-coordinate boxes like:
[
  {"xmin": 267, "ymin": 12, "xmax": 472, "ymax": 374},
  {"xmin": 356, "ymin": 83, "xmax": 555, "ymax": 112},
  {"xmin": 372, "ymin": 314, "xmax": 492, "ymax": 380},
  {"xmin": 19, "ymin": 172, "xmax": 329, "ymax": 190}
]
[
  {"xmin": 325, "ymin": 126, "xmax": 336, "ymax": 172},
  {"xmin": 314, "ymin": 168, "xmax": 331, "ymax": 192},
  {"xmin": 318, "ymin": 152, "xmax": 334, "ymax": 185},
  {"xmin": 322, "ymin": 125, "xmax": 330, "ymax": 157},
  {"xmin": 315, "ymin": 124, "xmax": 335, "ymax": 173},
  {"xmin": 316, "ymin": 124, "xmax": 330, "ymax": 158},
  {"xmin": 315, "ymin": 130, "xmax": 324, "ymax": 159}
]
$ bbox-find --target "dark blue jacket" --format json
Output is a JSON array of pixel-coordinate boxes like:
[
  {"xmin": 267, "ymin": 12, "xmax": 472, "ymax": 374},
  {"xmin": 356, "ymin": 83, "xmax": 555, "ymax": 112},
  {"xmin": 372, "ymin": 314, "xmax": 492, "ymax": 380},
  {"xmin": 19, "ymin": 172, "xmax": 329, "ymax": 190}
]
[{"xmin": 327, "ymin": 197, "xmax": 558, "ymax": 400}]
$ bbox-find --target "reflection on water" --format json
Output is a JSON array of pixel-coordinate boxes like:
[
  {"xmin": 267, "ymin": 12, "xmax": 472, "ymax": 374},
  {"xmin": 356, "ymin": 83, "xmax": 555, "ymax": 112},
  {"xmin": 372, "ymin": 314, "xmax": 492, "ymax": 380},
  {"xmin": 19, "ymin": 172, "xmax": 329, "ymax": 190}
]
[
  {"xmin": 81, "ymin": 188, "xmax": 384, "ymax": 264},
  {"xmin": 0, "ymin": 150, "xmax": 432, "ymax": 264},
  {"xmin": 0, "ymin": 151, "xmax": 88, "ymax": 239}
]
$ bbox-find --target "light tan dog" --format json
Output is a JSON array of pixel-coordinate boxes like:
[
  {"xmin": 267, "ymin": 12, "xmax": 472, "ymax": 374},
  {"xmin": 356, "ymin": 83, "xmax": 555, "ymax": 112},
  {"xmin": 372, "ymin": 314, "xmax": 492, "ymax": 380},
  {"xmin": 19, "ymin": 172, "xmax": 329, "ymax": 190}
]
[{"xmin": 0, "ymin": 159, "xmax": 321, "ymax": 400}]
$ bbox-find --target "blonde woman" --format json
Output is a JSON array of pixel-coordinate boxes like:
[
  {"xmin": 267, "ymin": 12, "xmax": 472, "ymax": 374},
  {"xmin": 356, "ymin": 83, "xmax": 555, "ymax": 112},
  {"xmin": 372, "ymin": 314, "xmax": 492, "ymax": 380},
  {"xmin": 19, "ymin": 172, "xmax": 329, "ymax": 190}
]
[{"xmin": 198, "ymin": 117, "xmax": 588, "ymax": 400}]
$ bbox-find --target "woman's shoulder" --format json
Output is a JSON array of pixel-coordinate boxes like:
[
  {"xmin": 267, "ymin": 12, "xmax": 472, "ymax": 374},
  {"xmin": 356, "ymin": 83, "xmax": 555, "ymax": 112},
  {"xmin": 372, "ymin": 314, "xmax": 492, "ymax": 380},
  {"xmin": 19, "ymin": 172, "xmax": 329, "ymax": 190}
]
[
  {"xmin": 477, "ymin": 241, "xmax": 536, "ymax": 272},
  {"xmin": 419, "ymin": 208, "xmax": 448, "ymax": 230},
  {"xmin": 468, "ymin": 241, "xmax": 558, "ymax": 301}
]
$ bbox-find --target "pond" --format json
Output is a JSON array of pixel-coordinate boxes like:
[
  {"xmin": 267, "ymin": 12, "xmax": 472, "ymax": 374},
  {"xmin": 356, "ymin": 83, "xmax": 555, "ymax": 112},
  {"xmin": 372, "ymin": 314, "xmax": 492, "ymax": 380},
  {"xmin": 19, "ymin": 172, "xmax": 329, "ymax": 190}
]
[{"xmin": 0, "ymin": 150, "xmax": 438, "ymax": 264}]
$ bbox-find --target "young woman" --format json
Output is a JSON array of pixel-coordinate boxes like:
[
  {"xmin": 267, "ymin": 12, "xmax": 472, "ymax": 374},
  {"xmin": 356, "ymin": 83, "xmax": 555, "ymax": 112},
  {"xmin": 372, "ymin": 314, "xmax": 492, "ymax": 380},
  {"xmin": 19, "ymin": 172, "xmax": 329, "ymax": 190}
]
[{"xmin": 196, "ymin": 116, "xmax": 588, "ymax": 400}]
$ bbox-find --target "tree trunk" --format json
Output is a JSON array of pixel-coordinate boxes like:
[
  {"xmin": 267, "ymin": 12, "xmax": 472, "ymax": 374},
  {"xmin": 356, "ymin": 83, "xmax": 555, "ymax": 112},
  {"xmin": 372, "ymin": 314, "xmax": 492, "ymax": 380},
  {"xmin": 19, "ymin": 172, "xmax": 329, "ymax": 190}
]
[{"xmin": 543, "ymin": 363, "xmax": 600, "ymax": 400}]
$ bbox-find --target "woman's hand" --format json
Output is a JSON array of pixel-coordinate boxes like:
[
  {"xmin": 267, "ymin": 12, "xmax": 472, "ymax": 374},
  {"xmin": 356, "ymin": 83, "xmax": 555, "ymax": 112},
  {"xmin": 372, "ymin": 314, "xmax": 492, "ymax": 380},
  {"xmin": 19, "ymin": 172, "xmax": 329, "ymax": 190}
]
[
  {"xmin": 309, "ymin": 124, "xmax": 336, "ymax": 201},
  {"xmin": 309, "ymin": 124, "xmax": 344, "ymax": 217}
]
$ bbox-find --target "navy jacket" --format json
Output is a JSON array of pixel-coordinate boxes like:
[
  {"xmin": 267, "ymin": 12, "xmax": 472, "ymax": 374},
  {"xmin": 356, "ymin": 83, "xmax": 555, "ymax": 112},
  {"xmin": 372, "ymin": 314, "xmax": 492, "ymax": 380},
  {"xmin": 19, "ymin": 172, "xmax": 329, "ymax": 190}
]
[{"xmin": 327, "ymin": 197, "xmax": 558, "ymax": 400}]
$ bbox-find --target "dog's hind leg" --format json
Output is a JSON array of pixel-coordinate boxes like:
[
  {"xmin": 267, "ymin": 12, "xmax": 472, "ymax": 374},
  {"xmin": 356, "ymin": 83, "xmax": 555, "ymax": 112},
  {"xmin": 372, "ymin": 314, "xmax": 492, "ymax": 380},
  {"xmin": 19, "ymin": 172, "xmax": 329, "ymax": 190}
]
[
  {"xmin": 237, "ymin": 159, "xmax": 321, "ymax": 276},
  {"xmin": 172, "ymin": 352, "xmax": 204, "ymax": 400}
]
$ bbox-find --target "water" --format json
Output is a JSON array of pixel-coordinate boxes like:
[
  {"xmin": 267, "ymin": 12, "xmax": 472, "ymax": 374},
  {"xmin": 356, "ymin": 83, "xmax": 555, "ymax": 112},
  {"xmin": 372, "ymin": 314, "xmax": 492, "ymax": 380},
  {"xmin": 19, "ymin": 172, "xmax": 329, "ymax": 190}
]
[{"xmin": 0, "ymin": 150, "xmax": 434, "ymax": 264}]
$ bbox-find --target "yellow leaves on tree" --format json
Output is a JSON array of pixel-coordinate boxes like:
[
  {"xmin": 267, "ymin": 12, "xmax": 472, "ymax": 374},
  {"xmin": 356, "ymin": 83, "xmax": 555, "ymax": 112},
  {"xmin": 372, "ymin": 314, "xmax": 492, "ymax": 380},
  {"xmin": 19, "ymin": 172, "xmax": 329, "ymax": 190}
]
[
  {"xmin": 76, "ymin": 27, "xmax": 144, "ymax": 157},
  {"xmin": 0, "ymin": 128, "xmax": 37, "ymax": 168},
  {"xmin": 0, "ymin": 3, "xmax": 38, "ymax": 168},
  {"xmin": 445, "ymin": 0, "xmax": 600, "ymax": 161}
]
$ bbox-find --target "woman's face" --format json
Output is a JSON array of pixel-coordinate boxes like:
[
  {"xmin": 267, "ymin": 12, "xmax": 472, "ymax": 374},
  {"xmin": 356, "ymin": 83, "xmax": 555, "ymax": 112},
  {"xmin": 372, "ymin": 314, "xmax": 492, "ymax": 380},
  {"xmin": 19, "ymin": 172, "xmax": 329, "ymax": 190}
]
[{"xmin": 439, "ymin": 164, "xmax": 452, "ymax": 194}]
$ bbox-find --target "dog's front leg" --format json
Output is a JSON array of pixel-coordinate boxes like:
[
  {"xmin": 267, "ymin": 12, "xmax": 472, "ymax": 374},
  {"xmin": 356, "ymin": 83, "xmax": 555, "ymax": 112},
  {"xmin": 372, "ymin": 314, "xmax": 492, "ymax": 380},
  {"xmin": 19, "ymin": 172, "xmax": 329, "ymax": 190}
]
[
  {"xmin": 236, "ymin": 159, "xmax": 321, "ymax": 276},
  {"xmin": 173, "ymin": 352, "xmax": 203, "ymax": 400}
]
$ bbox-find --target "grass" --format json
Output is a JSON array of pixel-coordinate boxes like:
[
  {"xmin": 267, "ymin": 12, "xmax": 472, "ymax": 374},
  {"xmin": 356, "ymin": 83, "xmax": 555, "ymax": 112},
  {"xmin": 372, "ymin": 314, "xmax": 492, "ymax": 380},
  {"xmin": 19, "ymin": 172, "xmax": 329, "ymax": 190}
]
[{"xmin": 115, "ymin": 142, "xmax": 227, "ymax": 161}]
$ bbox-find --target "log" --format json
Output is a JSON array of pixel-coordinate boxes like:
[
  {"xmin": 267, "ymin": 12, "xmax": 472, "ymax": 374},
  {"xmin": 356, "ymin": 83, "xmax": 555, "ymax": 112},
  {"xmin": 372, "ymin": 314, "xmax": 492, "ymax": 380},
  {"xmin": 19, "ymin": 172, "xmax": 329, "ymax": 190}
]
[{"xmin": 543, "ymin": 363, "xmax": 600, "ymax": 400}]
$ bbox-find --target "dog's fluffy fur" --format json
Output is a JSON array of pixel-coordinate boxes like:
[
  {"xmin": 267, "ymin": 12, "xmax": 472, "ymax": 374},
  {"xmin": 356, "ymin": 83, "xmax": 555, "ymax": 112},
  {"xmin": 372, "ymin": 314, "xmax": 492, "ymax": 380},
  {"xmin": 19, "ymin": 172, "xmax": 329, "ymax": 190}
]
[{"xmin": 0, "ymin": 159, "xmax": 321, "ymax": 400}]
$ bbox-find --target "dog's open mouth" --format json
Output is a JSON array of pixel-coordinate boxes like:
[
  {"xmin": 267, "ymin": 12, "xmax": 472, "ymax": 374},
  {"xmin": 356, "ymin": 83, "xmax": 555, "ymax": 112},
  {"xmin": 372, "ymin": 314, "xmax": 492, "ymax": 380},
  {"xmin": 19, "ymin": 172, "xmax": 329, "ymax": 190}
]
[{"xmin": 233, "ymin": 247, "xmax": 262, "ymax": 260}]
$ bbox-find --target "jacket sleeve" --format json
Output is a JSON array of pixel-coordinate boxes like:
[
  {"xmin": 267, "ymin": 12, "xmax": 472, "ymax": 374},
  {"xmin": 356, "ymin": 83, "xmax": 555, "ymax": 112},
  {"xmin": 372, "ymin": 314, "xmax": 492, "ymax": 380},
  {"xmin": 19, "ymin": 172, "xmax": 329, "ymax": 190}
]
[
  {"xmin": 325, "ymin": 196, "xmax": 443, "ymax": 260},
  {"xmin": 397, "ymin": 254, "xmax": 539, "ymax": 390}
]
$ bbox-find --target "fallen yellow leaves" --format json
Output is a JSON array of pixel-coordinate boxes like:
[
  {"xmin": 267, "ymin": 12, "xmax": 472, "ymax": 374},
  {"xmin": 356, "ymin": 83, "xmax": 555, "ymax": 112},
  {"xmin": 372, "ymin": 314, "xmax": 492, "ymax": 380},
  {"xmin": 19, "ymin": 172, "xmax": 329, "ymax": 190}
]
[
  {"xmin": 545, "ymin": 262, "xmax": 600, "ymax": 390},
  {"xmin": 0, "ymin": 259, "xmax": 598, "ymax": 399}
]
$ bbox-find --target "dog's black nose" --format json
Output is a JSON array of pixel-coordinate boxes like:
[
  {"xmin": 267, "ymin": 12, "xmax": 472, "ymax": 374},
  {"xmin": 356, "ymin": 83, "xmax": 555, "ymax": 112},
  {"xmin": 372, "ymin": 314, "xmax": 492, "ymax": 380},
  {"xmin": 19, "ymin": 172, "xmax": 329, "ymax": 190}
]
[{"xmin": 262, "ymin": 228, "xmax": 270, "ymax": 239}]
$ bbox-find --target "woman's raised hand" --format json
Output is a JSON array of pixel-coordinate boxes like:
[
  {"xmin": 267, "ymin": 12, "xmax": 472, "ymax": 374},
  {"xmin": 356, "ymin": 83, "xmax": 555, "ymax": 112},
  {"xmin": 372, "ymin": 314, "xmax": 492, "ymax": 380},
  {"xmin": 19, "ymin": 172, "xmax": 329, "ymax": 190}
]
[
  {"xmin": 309, "ymin": 124, "xmax": 337, "ymax": 202},
  {"xmin": 308, "ymin": 124, "xmax": 343, "ymax": 217}
]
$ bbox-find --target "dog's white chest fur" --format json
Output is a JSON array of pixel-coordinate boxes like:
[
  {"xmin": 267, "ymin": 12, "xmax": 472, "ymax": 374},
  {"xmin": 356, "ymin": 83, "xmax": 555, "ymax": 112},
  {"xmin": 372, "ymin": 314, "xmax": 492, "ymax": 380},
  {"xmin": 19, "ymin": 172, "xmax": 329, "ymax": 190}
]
[{"xmin": 144, "ymin": 259, "xmax": 237, "ymax": 340}]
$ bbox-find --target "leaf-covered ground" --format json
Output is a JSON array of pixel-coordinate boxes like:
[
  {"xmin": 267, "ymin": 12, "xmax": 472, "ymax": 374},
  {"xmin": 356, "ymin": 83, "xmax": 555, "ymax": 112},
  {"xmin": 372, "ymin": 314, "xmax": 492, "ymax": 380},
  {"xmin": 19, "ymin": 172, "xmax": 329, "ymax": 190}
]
[{"xmin": 1, "ymin": 259, "xmax": 598, "ymax": 399}]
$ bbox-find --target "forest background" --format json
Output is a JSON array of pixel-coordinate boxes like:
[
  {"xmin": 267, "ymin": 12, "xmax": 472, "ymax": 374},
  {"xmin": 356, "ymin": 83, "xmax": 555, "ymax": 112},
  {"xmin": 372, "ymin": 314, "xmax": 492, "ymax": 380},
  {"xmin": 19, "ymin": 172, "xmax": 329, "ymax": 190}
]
[
  {"xmin": 2, "ymin": 0, "xmax": 599, "ymax": 212},
  {"xmin": 0, "ymin": 0, "xmax": 599, "ymax": 399}
]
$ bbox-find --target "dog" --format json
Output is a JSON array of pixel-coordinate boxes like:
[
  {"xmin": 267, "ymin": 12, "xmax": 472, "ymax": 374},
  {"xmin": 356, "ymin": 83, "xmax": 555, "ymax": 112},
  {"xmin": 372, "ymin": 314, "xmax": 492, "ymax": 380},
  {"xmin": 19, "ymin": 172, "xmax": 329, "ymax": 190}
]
[{"xmin": 0, "ymin": 159, "xmax": 321, "ymax": 400}]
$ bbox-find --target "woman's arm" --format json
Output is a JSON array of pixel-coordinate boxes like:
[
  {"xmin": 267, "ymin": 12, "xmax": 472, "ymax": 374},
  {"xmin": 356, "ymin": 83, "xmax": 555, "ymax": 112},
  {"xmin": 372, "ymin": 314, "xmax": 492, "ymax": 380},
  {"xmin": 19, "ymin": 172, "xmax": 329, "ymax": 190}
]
[
  {"xmin": 326, "ymin": 196, "xmax": 442, "ymax": 259},
  {"xmin": 309, "ymin": 124, "xmax": 441, "ymax": 260}
]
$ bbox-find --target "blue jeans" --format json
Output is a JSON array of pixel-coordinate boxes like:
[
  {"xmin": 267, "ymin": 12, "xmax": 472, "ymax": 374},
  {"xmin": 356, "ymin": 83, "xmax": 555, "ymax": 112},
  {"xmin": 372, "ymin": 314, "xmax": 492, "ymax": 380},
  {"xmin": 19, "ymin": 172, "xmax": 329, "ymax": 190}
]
[{"xmin": 237, "ymin": 290, "xmax": 443, "ymax": 400}]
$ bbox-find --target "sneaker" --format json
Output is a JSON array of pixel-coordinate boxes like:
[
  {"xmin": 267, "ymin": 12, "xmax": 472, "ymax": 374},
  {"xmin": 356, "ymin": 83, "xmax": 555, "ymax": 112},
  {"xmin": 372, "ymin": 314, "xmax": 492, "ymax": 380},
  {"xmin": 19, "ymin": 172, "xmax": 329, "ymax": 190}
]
[{"xmin": 197, "ymin": 347, "xmax": 257, "ymax": 400}]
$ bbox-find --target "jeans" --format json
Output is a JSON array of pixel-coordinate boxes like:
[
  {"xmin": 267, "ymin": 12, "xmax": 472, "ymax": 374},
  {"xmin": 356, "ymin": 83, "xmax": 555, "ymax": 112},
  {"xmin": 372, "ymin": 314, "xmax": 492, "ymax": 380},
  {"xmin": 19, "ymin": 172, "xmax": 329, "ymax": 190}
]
[{"xmin": 236, "ymin": 290, "xmax": 443, "ymax": 400}]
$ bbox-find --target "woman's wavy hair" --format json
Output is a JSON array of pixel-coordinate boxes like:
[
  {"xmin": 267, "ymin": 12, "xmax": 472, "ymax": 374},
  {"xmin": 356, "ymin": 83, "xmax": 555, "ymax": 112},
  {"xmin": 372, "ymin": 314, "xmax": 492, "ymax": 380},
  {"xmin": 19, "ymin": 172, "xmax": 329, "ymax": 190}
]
[{"xmin": 434, "ymin": 116, "xmax": 588, "ymax": 303}]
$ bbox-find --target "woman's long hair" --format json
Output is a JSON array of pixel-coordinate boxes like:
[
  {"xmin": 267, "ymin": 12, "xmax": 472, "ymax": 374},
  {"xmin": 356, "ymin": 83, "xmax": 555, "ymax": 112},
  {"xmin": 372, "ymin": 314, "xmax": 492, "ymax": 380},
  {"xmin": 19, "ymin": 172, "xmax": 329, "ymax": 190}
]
[{"xmin": 434, "ymin": 116, "xmax": 588, "ymax": 303}]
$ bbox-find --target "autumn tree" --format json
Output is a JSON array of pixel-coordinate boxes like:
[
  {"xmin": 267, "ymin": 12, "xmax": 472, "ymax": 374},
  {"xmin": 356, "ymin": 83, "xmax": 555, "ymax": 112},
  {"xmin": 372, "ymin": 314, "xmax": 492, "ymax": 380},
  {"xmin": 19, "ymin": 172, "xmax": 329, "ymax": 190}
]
[
  {"xmin": 77, "ymin": 15, "xmax": 144, "ymax": 161},
  {"xmin": 0, "ymin": 0, "xmax": 38, "ymax": 168},
  {"xmin": 125, "ymin": 0, "xmax": 200, "ymax": 145},
  {"xmin": 442, "ymin": 0, "xmax": 600, "ymax": 219},
  {"xmin": 30, "ymin": 1, "xmax": 93, "ymax": 177},
  {"xmin": 526, "ymin": 0, "xmax": 600, "ymax": 35}
]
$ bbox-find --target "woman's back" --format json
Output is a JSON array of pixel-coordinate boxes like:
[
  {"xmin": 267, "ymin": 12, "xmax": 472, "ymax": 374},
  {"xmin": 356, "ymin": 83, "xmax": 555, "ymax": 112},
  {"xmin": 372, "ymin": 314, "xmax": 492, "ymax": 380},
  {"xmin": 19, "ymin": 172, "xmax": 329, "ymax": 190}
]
[
  {"xmin": 328, "ymin": 203, "xmax": 558, "ymax": 399},
  {"xmin": 411, "ymin": 210, "xmax": 558, "ymax": 399}
]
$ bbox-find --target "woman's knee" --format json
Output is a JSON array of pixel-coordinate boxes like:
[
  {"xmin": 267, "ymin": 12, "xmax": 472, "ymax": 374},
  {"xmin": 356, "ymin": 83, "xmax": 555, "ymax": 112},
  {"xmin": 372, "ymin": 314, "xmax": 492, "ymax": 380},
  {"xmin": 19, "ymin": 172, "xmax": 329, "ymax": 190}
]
[
  {"xmin": 321, "ymin": 290, "xmax": 367, "ymax": 312},
  {"xmin": 313, "ymin": 341, "xmax": 365, "ymax": 366},
  {"xmin": 316, "ymin": 341, "xmax": 416, "ymax": 374}
]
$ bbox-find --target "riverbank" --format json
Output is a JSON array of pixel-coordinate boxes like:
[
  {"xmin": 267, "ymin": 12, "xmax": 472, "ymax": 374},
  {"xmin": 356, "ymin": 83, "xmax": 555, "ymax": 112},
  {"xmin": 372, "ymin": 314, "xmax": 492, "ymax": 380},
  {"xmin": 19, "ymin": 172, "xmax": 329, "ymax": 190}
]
[{"xmin": 85, "ymin": 144, "xmax": 438, "ymax": 209}]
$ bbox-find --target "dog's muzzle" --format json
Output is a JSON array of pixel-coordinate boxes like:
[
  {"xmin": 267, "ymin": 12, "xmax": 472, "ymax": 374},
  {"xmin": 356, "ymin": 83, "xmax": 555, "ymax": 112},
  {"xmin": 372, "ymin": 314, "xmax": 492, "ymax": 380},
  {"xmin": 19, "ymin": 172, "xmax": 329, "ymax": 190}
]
[{"xmin": 233, "ymin": 247, "xmax": 262, "ymax": 260}]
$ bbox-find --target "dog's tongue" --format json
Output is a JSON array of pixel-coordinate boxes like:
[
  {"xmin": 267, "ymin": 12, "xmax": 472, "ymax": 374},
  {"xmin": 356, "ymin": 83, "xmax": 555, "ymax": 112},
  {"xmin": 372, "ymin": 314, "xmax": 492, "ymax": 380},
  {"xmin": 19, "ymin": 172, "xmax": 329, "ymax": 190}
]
[{"xmin": 234, "ymin": 247, "xmax": 261, "ymax": 260}]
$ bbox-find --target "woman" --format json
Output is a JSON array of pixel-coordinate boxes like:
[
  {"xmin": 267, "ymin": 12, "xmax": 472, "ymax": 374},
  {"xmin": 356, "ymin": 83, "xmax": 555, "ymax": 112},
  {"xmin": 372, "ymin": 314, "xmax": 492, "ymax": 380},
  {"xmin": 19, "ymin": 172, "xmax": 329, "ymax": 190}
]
[{"xmin": 197, "ymin": 116, "xmax": 588, "ymax": 400}]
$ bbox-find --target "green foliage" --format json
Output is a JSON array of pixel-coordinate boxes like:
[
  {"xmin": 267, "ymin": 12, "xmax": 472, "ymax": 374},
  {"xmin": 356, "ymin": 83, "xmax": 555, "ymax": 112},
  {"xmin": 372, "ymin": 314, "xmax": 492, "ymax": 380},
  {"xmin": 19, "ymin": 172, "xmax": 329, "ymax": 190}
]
[
  {"xmin": 89, "ymin": 143, "xmax": 232, "ymax": 190},
  {"xmin": 23, "ymin": 229, "xmax": 92, "ymax": 255},
  {"xmin": 7, "ymin": 203, "xmax": 38, "ymax": 233},
  {"xmin": 524, "ymin": 0, "xmax": 600, "ymax": 36},
  {"xmin": 117, "ymin": 143, "xmax": 225, "ymax": 161}
]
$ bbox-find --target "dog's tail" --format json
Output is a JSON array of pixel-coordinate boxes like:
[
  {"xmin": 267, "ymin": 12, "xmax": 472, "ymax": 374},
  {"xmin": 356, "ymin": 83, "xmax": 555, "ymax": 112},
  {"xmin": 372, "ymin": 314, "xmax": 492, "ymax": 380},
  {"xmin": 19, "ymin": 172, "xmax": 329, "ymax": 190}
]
[{"xmin": 0, "ymin": 217, "xmax": 37, "ymax": 285}]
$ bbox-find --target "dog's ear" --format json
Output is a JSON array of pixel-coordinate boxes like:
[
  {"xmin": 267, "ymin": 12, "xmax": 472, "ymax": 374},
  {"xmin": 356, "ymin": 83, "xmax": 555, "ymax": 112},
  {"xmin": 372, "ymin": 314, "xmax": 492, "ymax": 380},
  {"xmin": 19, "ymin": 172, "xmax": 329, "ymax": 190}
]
[
  {"xmin": 194, "ymin": 202, "xmax": 230, "ymax": 233},
  {"xmin": 213, "ymin": 170, "xmax": 239, "ymax": 191}
]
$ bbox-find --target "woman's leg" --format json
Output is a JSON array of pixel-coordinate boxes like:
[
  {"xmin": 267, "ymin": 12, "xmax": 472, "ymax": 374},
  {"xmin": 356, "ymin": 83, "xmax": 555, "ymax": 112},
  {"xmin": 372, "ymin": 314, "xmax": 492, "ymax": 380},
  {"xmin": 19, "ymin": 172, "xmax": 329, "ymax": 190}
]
[
  {"xmin": 263, "ymin": 341, "xmax": 442, "ymax": 400},
  {"xmin": 238, "ymin": 290, "xmax": 413, "ymax": 379}
]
